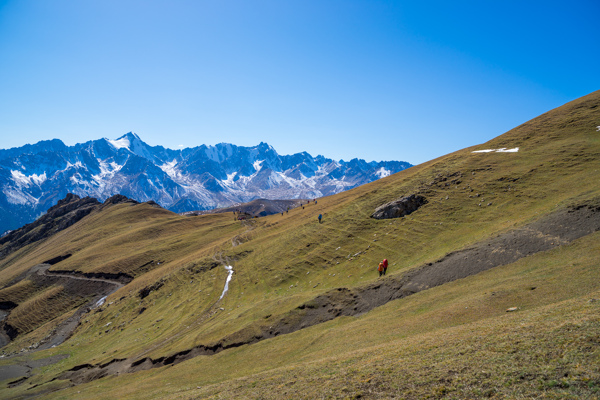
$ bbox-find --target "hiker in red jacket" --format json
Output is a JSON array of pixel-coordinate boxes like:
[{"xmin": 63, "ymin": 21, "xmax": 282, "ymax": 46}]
[
  {"xmin": 378, "ymin": 262, "xmax": 384, "ymax": 277},
  {"xmin": 382, "ymin": 259, "xmax": 388, "ymax": 275}
]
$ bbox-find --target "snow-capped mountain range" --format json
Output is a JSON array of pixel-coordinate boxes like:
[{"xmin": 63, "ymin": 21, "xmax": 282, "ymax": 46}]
[{"xmin": 0, "ymin": 132, "xmax": 411, "ymax": 234}]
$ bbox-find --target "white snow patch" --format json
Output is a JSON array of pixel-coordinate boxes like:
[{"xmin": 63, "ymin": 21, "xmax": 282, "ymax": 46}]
[
  {"xmin": 159, "ymin": 160, "xmax": 179, "ymax": 179},
  {"xmin": 220, "ymin": 172, "xmax": 239, "ymax": 189},
  {"xmin": 219, "ymin": 266, "xmax": 234, "ymax": 300},
  {"xmin": 64, "ymin": 161, "xmax": 84, "ymax": 170},
  {"xmin": 10, "ymin": 170, "xmax": 31, "ymax": 186},
  {"xmin": 3, "ymin": 188, "xmax": 38, "ymax": 205},
  {"xmin": 107, "ymin": 137, "xmax": 130, "ymax": 150},
  {"xmin": 375, "ymin": 167, "xmax": 391, "ymax": 178},
  {"xmin": 92, "ymin": 160, "xmax": 123, "ymax": 189},
  {"xmin": 110, "ymin": 161, "xmax": 120, "ymax": 171},
  {"xmin": 472, "ymin": 147, "xmax": 519, "ymax": 153},
  {"xmin": 30, "ymin": 172, "xmax": 47, "ymax": 185},
  {"xmin": 95, "ymin": 296, "xmax": 107, "ymax": 308},
  {"xmin": 268, "ymin": 171, "xmax": 285, "ymax": 186},
  {"xmin": 10, "ymin": 170, "xmax": 47, "ymax": 187},
  {"xmin": 70, "ymin": 174, "xmax": 83, "ymax": 185},
  {"xmin": 253, "ymin": 160, "xmax": 263, "ymax": 171}
]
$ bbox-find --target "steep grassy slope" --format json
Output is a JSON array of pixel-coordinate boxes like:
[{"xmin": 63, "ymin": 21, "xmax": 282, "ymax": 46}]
[{"xmin": 0, "ymin": 90, "xmax": 599, "ymax": 399}]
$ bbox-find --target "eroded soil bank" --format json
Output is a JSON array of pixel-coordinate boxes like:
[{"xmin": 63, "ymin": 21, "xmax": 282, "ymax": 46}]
[
  {"xmin": 0, "ymin": 264, "xmax": 128, "ymax": 349},
  {"xmin": 60, "ymin": 204, "xmax": 600, "ymax": 385},
  {"xmin": 0, "ymin": 265, "xmax": 130, "ymax": 388}
]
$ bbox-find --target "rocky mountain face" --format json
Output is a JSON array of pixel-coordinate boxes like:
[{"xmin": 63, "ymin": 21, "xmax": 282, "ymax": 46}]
[{"xmin": 0, "ymin": 133, "xmax": 411, "ymax": 234}]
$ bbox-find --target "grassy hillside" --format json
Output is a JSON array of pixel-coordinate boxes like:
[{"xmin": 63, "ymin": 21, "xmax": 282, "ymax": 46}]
[{"xmin": 0, "ymin": 90, "xmax": 599, "ymax": 399}]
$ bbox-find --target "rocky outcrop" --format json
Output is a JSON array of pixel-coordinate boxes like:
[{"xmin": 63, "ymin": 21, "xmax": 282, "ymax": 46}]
[
  {"xmin": 101, "ymin": 194, "xmax": 139, "ymax": 208},
  {"xmin": 371, "ymin": 194, "xmax": 427, "ymax": 219}
]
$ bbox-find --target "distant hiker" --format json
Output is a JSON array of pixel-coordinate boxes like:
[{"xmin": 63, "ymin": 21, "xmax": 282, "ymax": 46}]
[
  {"xmin": 382, "ymin": 258, "xmax": 388, "ymax": 275},
  {"xmin": 378, "ymin": 262, "xmax": 384, "ymax": 277},
  {"xmin": 286, "ymin": 207, "xmax": 289, "ymax": 213},
  {"xmin": 318, "ymin": 214, "xmax": 322, "ymax": 223}
]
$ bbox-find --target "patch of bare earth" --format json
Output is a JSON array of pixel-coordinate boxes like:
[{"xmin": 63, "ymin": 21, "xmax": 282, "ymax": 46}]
[{"xmin": 0, "ymin": 265, "xmax": 129, "ymax": 387}]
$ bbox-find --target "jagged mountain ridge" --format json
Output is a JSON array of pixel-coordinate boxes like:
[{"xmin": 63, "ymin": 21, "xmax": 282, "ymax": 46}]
[{"xmin": 0, "ymin": 133, "xmax": 411, "ymax": 233}]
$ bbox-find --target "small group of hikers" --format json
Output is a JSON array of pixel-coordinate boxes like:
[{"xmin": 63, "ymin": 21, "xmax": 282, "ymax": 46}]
[{"xmin": 377, "ymin": 258, "xmax": 388, "ymax": 277}]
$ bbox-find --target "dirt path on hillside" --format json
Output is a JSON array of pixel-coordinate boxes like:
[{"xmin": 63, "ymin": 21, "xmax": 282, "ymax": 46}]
[
  {"xmin": 37, "ymin": 264, "xmax": 123, "ymax": 350},
  {"xmin": 1, "ymin": 264, "xmax": 126, "ymax": 353},
  {"xmin": 58, "ymin": 203, "xmax": 600, "ymax": 386},
  {"xmin": 28, "ymin": 264, "xmax": 126, "ymax": 288},
  {"xmin": 0, "ymin": 265, "xmax": 127, "ymax": 387},
  {"xmin": 27, "ymin": 264, "xmax": 125, "ymax": 351},
  {"xmin": 231, "ymin": 219, "xmax": 255, "ymax": 247}
]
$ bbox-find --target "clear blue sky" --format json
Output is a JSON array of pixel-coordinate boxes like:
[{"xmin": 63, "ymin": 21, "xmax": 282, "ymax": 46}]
[{"xmin": 0, "ymin": 1, "xmax": 598, "ymax": 165}]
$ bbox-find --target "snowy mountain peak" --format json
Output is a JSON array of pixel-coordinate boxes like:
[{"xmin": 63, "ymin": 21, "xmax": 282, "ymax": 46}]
[
  {"xmin": 105, "ymin": 132, "xmax": 158, "ymax": 161},
  {"xmin": 106, "ymin": 134, "xmax": 132, "ymax": 150},
  {"xmin": 0, "ymin": 134, "xmax": 412, "ymax": 234}
]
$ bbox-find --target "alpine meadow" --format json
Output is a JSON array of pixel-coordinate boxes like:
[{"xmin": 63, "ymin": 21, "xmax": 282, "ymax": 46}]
[{"xmin": 0, "ymin": 91, "xmax": 599, "ymax": 399}]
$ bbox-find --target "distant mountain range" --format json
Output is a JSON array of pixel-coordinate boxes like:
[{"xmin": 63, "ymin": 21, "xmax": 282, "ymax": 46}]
[{"xmin": 0, "ymin": 132, "xmax": 412, "ymax": 234}]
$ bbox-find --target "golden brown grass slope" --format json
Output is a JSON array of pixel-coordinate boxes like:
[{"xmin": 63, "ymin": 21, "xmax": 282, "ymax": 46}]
[{"xmin": 0, "ymin": 90, "xmax": 599, "ymax": 399}]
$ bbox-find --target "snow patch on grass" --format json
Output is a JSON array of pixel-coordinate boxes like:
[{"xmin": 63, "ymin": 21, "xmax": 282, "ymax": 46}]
[
  {"xmin": 219, "ymin": 266, "xmax": 234, "ymax": 300},
  {"xmin": 472, "ymin": 147, "xmax": 519, "ymax": 153}
]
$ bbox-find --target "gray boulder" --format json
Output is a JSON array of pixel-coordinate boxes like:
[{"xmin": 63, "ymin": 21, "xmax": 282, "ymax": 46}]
[{"xmin": 371, "ymin": 194, "xmax": 427, "ymax": 219}]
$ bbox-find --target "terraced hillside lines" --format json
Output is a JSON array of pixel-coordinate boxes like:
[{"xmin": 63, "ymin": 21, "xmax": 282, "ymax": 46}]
[
  {"xmin": 0, "ymin": 263, "xmax": 127, "ymax": 352},
  {"xmin": 0, "ymin": 279, "xmax": 37, "ymax": 305},
  {"xmin": 5, "ymin": 285, "xmax": 77, "ymax": 338}
]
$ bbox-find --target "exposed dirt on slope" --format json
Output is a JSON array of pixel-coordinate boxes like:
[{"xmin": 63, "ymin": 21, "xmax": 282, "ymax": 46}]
[
  {"xmin": 0, "ymin": 263, "xmax": 129, "ymax": 346},
  {"xmin": 403, "ymin": 204, "xmax": 600, "ymax": 292},
  {"xmin": 0, "ymin": 311, "xmax": 8, "ymax": 348},
  {"xmin": 0, "ymin": 354, "xmax": 69, "ymax": 387},
  {"xmin": 37, "ymin": 266, "xmax": 132, "ymax": 350},
  {"xmin": 0, "ymin": 264, "xmax": 128, "ymax": 388},
  {"xmin": 59, "ymin": 203, "xmax": 600, "ymax": 385}
]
